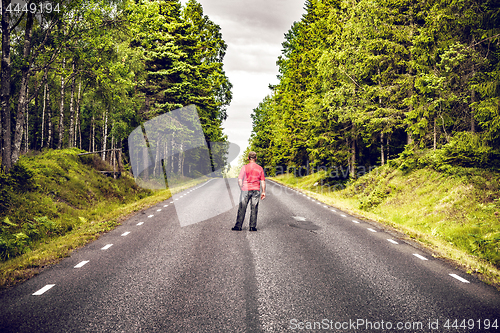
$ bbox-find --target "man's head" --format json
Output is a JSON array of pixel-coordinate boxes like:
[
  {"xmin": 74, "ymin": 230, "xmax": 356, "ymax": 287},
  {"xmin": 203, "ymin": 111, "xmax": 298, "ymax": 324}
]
[{"xmin": 248, "ymin": 151, "xmax": 257, "ymax": 161}]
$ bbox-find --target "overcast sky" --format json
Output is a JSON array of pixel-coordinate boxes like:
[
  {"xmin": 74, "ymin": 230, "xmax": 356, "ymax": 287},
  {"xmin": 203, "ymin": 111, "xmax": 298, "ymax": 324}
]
[{"xmin": 180, "ymin": 0, "xmax": 306, "ymax": 165}]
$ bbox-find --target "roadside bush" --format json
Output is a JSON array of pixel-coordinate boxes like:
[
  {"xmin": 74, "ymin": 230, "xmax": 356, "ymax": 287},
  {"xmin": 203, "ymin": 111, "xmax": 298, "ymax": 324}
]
[
  {"xmin": 9, "ymin": 161, "xmax": 36, "ymax": 192},
  {"xmin": 397, "ymin": 134, "xmax": 500, "ymax": 175},
  {"xmin": 441, "ymin": 132, "xmax": 500, "ymax": 168},
  {"xmin": 0, "ymin": 216, "xmax": 59, "ymax": 261}
]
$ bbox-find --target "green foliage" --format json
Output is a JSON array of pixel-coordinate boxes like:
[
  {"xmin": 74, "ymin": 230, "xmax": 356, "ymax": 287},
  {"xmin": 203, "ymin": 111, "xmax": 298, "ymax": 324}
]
[
  {"xmin": 249, "ymin": 0, "xmax": 500, "ymax": 173},
  {"xmin": 8, "ymin": 162, "xmax": 36, "ymax": 192},
  {"xmin": 441, "ymin": 132, "xmax": 500, "ymax": 168},
  {"xmin": 359, "ymin": 186, "xmax": 392, "ymax": 210}
]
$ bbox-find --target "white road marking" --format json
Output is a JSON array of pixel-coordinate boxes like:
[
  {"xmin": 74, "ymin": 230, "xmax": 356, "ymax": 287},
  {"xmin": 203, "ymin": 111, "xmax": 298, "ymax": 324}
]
[
  {"xmin": 316, "ymin": 201, "xmax": 321, "ymax": 204},
  {"xmin": 387, "ymin": 239, "xmax": 398, "ymax": 245},
  {"xmin": 137, "ymin": 222, "xmax": 144, "ymax": 226},
  {"xmin": 148, "ymin": 215, "xmax": 154, "ymax": 218},
  {"xmin": 340, "ymin": 214, "xmax": 346, "ymax": 217},
  {"xmin": 32, "ymin": 284, "xmax": 55, "ymax": 296},
  {"xmin": 413, "ymin": 253, "xmax": 428, "ymax": 261},
  {"xmin": 367, "ymin": 228, "xmax": 377, "ymax": 232},
  {"xmin": 74, "ymin": 261, "xmax": 89, "ymax": 268},
  {"xmin": 157, "ymin": 209, "xmax": 162, "ymax": 212},
  {"xmin": 293, "ymin": 216, "xmax": 307, "ymax": 221},
  {"xmin": 449, "ymin": 274, "xmax": 470, "ymax": 283},
  {"xmin": 164, "ymin": 205, "xmax": 168, "ymax": 207},
  {"xmin": 101, "ymin": 244, "xmax": 113, "ymax": 250},
  {"xmin": 175, "ymin": 199, "xmax": 179, "ymax": 201},
  {"xmin": 323, "ymin": 205, "xmax": 328, "ymax": 208},
  {"xmin": 121, "ymin": 232, "xmax": 131, "ymax": 236},
  {"xmin": 170, "ymin": 201, "xmax": 173, "ymax": 203},
  {"xmin": 331, "ymin": 209, "xmax": 336, "ymax": 212},
  {"xmin": 352, "ymin": 220, "xmax": 360, "ymax": 224}
]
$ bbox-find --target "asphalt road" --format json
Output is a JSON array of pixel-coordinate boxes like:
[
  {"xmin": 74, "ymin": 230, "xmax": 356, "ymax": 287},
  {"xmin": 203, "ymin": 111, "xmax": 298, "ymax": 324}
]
[{"xmin": 0, "ymin": 178, "xmax": 499, "ymax": 332}]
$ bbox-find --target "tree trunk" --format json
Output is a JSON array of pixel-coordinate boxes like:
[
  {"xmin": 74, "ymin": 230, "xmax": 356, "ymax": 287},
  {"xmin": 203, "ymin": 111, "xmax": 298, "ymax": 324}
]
[
  {"xmin": 78, "ymin": 118, "xmax": 82, "ymax": 149},
  {"xmin": 91, "ymin": 115, "xmax": 95, "ymax": 152},
  {"xmin": 41, "ymin": 71, "xmax": 49, "ymax": 148},
  {"xmin": 68, "ymin": 61, "xmax": 76, "ymax": 147},
  {"xmin": 350, "ymin": 138, "xmax": 356, "ymax": 179},
  {"xmin": 25, "ymin": 86, "xmax": 29, "ymax": 153},
  {"xmin": 471, "ymin": 89, "xmax": 476, "ymax": 133},
  {"xmin": 178, "ymin": 142, "xmax": 183, "ymax": 177},
  {"xmin": 154, "ymin": 133, "xmax": 161, "ymax": 177},
  {"xmin": 74, "ymin": 80, "xmax": 82, "ymax": 148},
  {"xmin": 433, "ymin": 118, "xmax": 437, "ymax": 150},
  {"xmin": 102, "ymin": 110, "xmax": 108, "ymax": 160},
  {"xmin": 1, "ymin": 0, "xmax": 12, "ymax": 171},
  {"xmin": 47, "ymin": 89, "xmax": 53, "ymax": 149},
  {"xmin": 171, "ymin": 135, "xmax": 175, "ymax": 174},
  {"xmin": 142, "ymin": 139, "xmax": 149, "ymax": 180},
  {"xmin": 387, "ymin": 136, "xmax": 390, "ymax": 162},
  {"xmin": 57, "ymin": 58, "xmax": 66, "ymax": 149},
  {"xmin": 11, "ymin": 11, "xmax": 34, "ymax": 165},
  {"xmin": 380, "ymin": 132, "xmax": 385, "ymax": 166}
]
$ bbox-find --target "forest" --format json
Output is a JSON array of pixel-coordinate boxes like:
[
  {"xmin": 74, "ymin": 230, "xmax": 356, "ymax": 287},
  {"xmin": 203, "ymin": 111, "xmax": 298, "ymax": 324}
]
[
  {"xmin": 0, "ymin": 0, "xmax": 232, "ymax": 174},
  {"xmin": 249, "ymin": 0, "xmax": 500, "ymax": 177}
]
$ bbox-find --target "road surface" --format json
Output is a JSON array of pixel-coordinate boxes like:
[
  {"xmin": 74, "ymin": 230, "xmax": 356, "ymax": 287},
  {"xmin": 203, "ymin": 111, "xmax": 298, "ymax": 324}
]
[{"xmin": 0, "ymin": 178, "xmax": 499, "ymax": 332}]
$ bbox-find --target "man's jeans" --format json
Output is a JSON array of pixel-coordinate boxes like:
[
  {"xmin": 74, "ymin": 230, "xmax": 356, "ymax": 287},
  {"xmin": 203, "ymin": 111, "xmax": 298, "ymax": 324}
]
[{"xmin": 235, "ymin": 190, "xmax": 260, "ymax": 229}]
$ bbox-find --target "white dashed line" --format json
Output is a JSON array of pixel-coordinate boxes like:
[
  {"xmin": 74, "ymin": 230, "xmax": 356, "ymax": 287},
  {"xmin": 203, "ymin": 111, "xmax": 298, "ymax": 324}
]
[
  {"xmin": 74, "ymin": 261, "xmax": 89, "ymax": 268},
  {"xmin": 121, "ymin": 232, "xmax": 131, "ymax": 236},
  {"xmin": 148, "ymin": 215, "xmax": 154, "ymax": 218},
  {"xmin": 367, "ymin": 228, "xmax": 377, "ymax": 233},
  {"xmin": 137, "ymin": 222, "xmax": 144, "ymax": 226},
  {"xmin": 340, "ymin": 214, "xmax": 346, "ymax": 217},
  {"xmin": 32, "ymin": 284, "xmax": 55, "ymax": 296},
  {"xmin": 413, "ymin": 254, "xmax": 428, "ymax": 261},
  {"xmin": 331, "ymin": 209, "xmax": 336, "ymax": 212},
  {"xmin": 387, "ymin": 239, "xmax": 398, "ymax": 245},
  {"xmin": 352, "ymin": 220, "xmax": 360, "ymax": 224},
  {"xmin": 101, "ymin": 244, "xmax": 113, "ymax": 250},
  {"xmin": 157, "ymin": 209, "xmax": 162, "ymax": 212},
  {"xmin": 164, "ymin": 205, "xmax": 168, "ymax": 207},
  {"xmin": 323, "ymin": 205, "xmax": 328, "ymax": 208},
  {"xmin": 449, "ymin": 274, "xmax": 470, "ymax": 283}
]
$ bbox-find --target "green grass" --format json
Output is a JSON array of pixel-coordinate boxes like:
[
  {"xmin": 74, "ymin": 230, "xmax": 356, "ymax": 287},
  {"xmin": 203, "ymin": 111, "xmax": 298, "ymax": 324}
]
[
  {"xmin": 272, "ymin": 163, "xmax": 500, "ymax": 288},
  {"xmin": 0, "ymin": 148, "xmax": 207, "ymax": 289}
]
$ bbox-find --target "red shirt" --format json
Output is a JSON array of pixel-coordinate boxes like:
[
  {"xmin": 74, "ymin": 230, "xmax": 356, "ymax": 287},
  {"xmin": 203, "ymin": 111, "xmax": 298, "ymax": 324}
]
[{"xmin": 239, "ymin": 162, "xmax": 265, "ymax": 191}]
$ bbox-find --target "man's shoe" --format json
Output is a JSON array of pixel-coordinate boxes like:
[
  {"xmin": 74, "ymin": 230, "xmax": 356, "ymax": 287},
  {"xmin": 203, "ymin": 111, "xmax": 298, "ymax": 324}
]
[
  {"xmin": 249, "ymin": 227, "xmax": 257, "ymax": 232},
  {"xmin": 231, "ymin": 226, "xmax": 242, "ymax": 231}
]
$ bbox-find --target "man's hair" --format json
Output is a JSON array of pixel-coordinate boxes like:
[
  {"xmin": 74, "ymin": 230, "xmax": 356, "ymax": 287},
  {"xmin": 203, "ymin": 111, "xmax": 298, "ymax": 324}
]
[{"xmin": 248, "ymin": 151, "xmax": 257, "ymax": 160}]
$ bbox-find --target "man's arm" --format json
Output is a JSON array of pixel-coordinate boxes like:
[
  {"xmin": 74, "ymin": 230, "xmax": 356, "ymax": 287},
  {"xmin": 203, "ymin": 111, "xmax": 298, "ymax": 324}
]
[
  {"xmin": 238, "ymin": 178, "xmax": 243, "ymax": 189},
  {"xmin": 260, "ymin": 180, "xmax": 266, "ymax": 200}
]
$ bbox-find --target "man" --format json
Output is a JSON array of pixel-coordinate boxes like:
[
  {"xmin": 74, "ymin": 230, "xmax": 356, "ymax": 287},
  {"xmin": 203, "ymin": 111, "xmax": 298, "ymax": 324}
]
[{"xmin": 232, "ymin": 151, "xmax": 266, "ymax": 231}]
